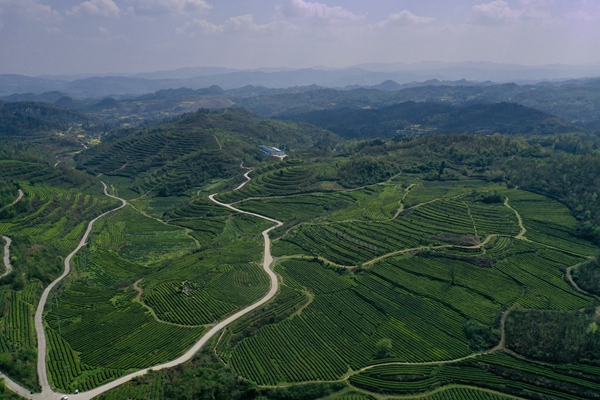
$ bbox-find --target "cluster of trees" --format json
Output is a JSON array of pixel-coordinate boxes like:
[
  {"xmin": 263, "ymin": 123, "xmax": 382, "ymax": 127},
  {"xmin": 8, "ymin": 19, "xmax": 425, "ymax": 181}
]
[
  {"xmin": 0, "ymin": 348, "xmax": 38, "ymax": 393},
  {"xmin": 503, "ymin": 152, "xmax": 600, "ymax": 244},
  {"xmin": 338, "ymin": 156, "xmax": 399, "ymax": 187},
  {"xmin": 0, "ymin": 102, "xmax": 95, "ymax": 140},
  {"xmin": 464, "ymin": 320, "xmax": 501, "ymax": 351},
  {"xmin": 285, "ymin": 101, "xmax": 581, "ymax": 139},
  {"xmin": 505, "ymin": 308, "xmax": 600, "ymax": 364},
  {"xmin": 573, "ymin": 259, "xmax": 600, "ymax": 296}
]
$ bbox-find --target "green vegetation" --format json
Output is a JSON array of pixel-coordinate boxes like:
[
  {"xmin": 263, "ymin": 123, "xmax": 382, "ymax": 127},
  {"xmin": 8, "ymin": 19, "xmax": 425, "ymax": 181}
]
[
  {"xmin": 2, "ymin": 105, "xmax": 600, "ymax": 400},
  {"xmin": 0, "ymin": 102, "xmax": 98, "ymax": 141},
  {"xmin": 573, "ymin": 258, "xmax": 600, "ymax": 296},
  {"xmin": 97, "ymin": 342, "xmax": 345, "ymax": 400},
  {"xmin": 505, "ymin": 308, "xmax": 600, "ymax": 364},
  {"xmin": 283, "ymin": 101, "xmax": 582, "ymax": 138},
  {"xmin": 349, "ymin": 352, "xmax": 600, "ymax": 398}
]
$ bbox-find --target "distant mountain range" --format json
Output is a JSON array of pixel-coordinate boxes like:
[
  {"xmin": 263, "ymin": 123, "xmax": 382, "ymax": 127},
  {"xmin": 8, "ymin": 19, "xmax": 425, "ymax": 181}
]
[{"xmin": 2, "ymin": 62, "xmax": 600, "ymax": 98}]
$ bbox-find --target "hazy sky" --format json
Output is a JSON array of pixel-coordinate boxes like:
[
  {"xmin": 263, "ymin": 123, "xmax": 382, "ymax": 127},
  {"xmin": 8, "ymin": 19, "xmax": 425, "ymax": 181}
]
[{"xmin": 1, "ymin": 0, "xmax": 600, "ymax": 75}]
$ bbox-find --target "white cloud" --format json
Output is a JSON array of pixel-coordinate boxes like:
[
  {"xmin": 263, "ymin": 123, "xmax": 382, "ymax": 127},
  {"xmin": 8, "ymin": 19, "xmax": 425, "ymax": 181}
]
[
  {"xmin": 281, "ymin": 0, "xmax": 362, "ymax": 22},
  {"xmin": 181, "ymin": 14, "xmax": 278, "ymax": 36},
  {"xmin": 469, "ymin": 0, "xmax": 549, "ymax": 24},
  {"xmin": 70, "ymin": 0, "xmax": 120, "ymax": 17},
  {"xmin": 0, "ymin": 0, "xmax": 61, "ymax": 22},
  {"xmin": 566, "ymin": 10, "xmax": 600, "ymax": 22},
  {"xmin": 470, "ymin": 1, "xmax": 521, "ymax": 23},
  {"xmin": 127, "ymin": 0, "xmax": 212, "ymax": 16},
  {"xmin": 376, "ymin": 10, "xmax": 434, "ymax": 28}
]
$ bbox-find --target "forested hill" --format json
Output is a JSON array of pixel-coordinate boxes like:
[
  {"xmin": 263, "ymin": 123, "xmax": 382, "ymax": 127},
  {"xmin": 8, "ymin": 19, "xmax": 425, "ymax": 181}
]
[
  {"xmin": 76, "ymin": 108, "xmax": 338, "ymax": 197},
  {"xmin": 0, "ymin": 101, "xmax": 96, "ymax": 140},
  {"xmin": 281, "ymin": 101, "xmax": 583, "ymax": 139}
]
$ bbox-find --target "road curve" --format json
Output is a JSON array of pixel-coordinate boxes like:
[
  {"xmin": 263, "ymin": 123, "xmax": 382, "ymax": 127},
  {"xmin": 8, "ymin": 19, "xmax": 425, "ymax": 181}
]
[
  {"xmin": 5, "ymin": 189, "xmax": 24, "ymax": 209},
  {"xmin": 234, "ymin": 162, "xmax": 254, "ymax": 191},
  {"xmin": 1, "ymin": 236, "xmax": 13, "ymax": 279}
]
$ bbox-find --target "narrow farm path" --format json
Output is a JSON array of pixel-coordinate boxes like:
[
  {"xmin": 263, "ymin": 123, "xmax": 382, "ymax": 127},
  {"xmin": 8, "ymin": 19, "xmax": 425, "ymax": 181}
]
[
  {"xmin": 127, "ymin": 202, "xmax": 201, "ymax": 248},
  {"xmin": 566, "ymin": 263, "xmax": 600, "ymax": 303},
  {"xmin": 392, "ymin": 183, "xmax": 416, "ymax": 218},
  {"xmin": 132, "ymin": 279, "xmax": 203, "ymax": 328},
  {"xmin": 0, "ymin": 190, "xmax": 22, "ymax": 280},
  {"xmin": 341, "ymin": 383, "xmax": 525, "ymax": 400},
  {"xmin": 1, "ymin": 235, "xmax": 13, "ymax": 279},
  {"xmin": 212, "ymin": 134, "xmax": 223, "ymax": 150},
  {"xmin": 504, "ymin": 197, "xmax": 528, "ymax": 240}
]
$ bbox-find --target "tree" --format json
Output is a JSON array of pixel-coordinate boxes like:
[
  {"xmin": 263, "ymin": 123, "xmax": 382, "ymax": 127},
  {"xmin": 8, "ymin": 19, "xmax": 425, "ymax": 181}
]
[{"xmin": 375, "ymin": 338, "xmax": 392, "ymax": 358}]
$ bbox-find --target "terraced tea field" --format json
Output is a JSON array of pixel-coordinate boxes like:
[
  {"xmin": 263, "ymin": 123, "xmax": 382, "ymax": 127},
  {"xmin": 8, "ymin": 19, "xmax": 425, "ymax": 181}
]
[
  {"xmin": 41, "ymin": 183, "xmax": 273, "ymax": 393},
  {"xmin": 207, "ymin": 178, "xmax": 599, "ymax": 398},
  {"xmin": 3, "ymin": 155, "xmax": 599, "ymax": 400}
]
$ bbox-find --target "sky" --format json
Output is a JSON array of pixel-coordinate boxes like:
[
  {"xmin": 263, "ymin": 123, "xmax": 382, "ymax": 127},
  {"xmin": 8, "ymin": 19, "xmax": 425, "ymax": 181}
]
[{"xmin": 1, "ymin": 0, "xmax": 600, "ymax": 75}]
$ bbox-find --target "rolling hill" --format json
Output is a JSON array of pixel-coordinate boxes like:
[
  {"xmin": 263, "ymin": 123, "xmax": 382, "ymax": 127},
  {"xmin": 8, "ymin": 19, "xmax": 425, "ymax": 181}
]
[{"xmin": 281, "ymin": 101, "xmax": 583, "ymax": 138}]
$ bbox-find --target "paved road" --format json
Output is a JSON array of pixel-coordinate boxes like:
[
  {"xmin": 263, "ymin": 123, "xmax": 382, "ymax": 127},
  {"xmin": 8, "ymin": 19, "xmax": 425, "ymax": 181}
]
[
  {"xmin": 7, "ymin": 190, "xmax": 24, "ymax": 208},
  {"xmin": 234, "ymin": 162, "xmax": 254, "ymax": 191},
  {"xmin": 35, "ymin": 182, "xmax": 126, "ymax": 399},
  {"xmin": 1, "ymin": 236, "xmax": 13, "ymax": 279},
  {"xmin": 2, "ymin": 181, "xmax": 282, "ymax": 400},
  {"xmin": 1, "ymin": 190, "xmax": 25, "ymax": 279}
]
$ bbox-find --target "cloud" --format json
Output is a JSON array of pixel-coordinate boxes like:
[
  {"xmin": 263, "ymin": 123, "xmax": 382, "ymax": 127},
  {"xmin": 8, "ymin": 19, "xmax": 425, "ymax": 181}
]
[
  {"xmin": 180, "ymin": 14, "xmax": 277, "ymax": 36},
  {"xmin": 470, "ymin": 1, "xmax": 521, "ymax": 23},
  {"xmin": 566, "ymin": 10, "xmax": 600, "ymax": 22},
  {"xmin": 0, "ymin": 0, "xmax": 61, "ymax": 22},
  {"xmin": 376, "ymin": 10, "xmax": 434, "ymax": 28},
  {"xmin": 281, "ymin": 0, "xmax": 362, "ymax": 22},
  {"xmin": 127, "ymin": 0, "xmax": 212, "ymax": 16},
  {"xmin": 469, "ymin": 0, "xmax": 549, "ymax": 24},
  {"xmin": 70, "ymin": 0, "xmax": 120, "ymax": 17}
]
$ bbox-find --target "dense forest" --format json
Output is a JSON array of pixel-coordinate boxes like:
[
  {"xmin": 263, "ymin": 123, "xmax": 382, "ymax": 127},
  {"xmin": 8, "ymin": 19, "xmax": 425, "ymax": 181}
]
[{"xmin": 282, "ymin": 101, "xmax": 582, "ymax": 138}]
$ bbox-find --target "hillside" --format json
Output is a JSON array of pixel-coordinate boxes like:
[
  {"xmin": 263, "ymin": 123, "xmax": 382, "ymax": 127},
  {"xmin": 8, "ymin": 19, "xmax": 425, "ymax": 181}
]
[
  {"xmin": 282, "ymin": 101, "xmax": 582, "ymax": 138},
  {"xmin": 0, "ymin": 102, "xmax": 97, "ymax": 141},
  {"xmin": 76, "ymin": 108, "xmax": 338, "ymax": 197},
  {"xmin": 2, "ymin": 86, "xmax": 600, "ymax": 400}
]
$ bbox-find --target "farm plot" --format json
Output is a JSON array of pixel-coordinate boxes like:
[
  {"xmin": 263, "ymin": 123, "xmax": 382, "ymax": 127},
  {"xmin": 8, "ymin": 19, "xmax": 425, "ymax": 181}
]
[
  {"xmin": 237, "ymin": 191, "xmax": 357, "ymax": 222},
  {"xmin": 493, "ymin": 248, "xmax": 590, "ymax": 310},
  {"xmin": 278, "ymin": 198, "xmax": 480, "ymax": 265},
  {"xmin": 91, "ymin": 206, "xmax": 196, "ymax": 265},
  {"xmin": 216, "ymin": 160, "xmax": 320, "ymax": 203},
  {"xmin": 46, "ymin": 283, "xmax": 206, "ymax": 388},
  {"xmin": 5, "ymin": 184, "xmax": 118, "ymax": 250},
  {"xmin": 498, "ymin": 188, "xmax": 597, "ymax": 255},
  {"xmin": 350, "ymin": 352, "xmax": 600, "ymax": 399},
  {"xmin": 225, "ymin": 259, "xmax": 473, "ymax": 385},
  {"xmin": 78, "ymin": 128, "xmax": 220, "ymax": 178}
]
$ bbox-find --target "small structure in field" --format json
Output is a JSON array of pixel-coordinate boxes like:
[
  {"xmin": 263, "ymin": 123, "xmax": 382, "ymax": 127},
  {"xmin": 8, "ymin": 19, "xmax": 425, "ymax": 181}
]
[{"xmin": 258, "ymin": 145, "xmax": 286, "ymax": 157}]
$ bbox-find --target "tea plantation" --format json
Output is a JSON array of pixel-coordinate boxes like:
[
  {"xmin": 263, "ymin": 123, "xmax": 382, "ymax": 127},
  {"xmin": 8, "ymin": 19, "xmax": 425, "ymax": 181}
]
[{"xmin": 2, "ymin": 112, "xmax": 600, "ymax": 400}]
